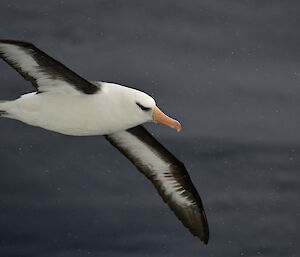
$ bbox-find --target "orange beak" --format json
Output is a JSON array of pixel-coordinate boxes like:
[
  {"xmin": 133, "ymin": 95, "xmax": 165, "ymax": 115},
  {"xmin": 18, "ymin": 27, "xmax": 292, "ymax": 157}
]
[{"xmin": 153, "ymin": 106, "xmax": 182, "ymax": 132}]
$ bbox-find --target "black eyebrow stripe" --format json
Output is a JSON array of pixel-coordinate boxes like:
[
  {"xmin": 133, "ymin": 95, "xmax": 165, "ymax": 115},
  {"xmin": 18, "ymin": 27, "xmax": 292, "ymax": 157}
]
[{"xmin": 136, "ymin": 102, "xmax": 151, "ymax": 111}]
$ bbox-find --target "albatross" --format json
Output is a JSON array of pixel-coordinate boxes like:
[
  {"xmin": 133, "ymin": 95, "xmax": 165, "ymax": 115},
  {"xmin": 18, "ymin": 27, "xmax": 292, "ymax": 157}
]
[{"xmin": 0, "ymin": 39, "xmax": 209, "ymax": 244}]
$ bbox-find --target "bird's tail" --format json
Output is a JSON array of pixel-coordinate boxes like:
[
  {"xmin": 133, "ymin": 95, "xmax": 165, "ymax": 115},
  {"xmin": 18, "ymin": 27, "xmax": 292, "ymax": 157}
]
[{"xmin": 0, "ymin": 100, "xmax": 9, "ymax": 117}]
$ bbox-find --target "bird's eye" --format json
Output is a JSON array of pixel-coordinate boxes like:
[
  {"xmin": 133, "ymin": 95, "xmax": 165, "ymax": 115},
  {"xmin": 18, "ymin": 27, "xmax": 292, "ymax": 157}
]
[{"xmin": 136, "ymin": 102, "xmax": 151, "ymax": 111}]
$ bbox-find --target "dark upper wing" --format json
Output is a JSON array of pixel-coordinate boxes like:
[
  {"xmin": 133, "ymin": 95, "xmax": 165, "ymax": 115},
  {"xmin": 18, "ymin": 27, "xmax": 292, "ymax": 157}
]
[
  {"xmin": 105, "ymin": 125, "xmax": 209, "ymax": 244},
  {"xmin": 0, "ymin": 39, "xmax": 99, "ymax": 94}
]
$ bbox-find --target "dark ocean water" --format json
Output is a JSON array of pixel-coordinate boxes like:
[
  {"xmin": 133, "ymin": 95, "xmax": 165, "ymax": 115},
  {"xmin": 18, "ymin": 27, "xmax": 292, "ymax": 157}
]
[
  {"xmin": 0, "ymin": 1, "xmax": 299, "ymax": 257},
  {"xmin": 0, "ymin": 130, "xmax": 299, "ymax": 257}
]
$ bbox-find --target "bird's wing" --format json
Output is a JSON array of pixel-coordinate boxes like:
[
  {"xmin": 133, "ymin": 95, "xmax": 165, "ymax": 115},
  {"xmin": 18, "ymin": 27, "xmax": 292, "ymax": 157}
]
[
  {"xmin": 0, "ymin": 39, "xmax": 99, "ymax": 94},
  {"xmin": 105, "ymin": 125, "xmax": 209, "ymax": 244}
]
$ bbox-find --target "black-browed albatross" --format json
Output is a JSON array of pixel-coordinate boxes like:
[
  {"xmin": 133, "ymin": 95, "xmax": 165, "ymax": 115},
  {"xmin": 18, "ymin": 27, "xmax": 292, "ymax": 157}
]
[{"xmin": 0, "ymin": 39, "xmax": 209, "ymax": 244}]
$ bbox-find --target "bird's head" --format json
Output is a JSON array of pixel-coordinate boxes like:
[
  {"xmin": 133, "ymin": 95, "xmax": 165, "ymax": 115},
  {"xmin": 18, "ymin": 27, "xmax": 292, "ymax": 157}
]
[
  {"xmin": 132, "ymin": 89, "xmax": 181, "ymax": 132},
  {"xmin": 104, "ymin": 83, "xmax": 181, "ymax": 132}
]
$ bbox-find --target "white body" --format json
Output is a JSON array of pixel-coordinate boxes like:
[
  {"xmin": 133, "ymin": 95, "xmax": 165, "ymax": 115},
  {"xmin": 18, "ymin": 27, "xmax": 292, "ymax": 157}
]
[{"xmin": 1, "ymin": 82, "xmax": 155, "ymax": 136}]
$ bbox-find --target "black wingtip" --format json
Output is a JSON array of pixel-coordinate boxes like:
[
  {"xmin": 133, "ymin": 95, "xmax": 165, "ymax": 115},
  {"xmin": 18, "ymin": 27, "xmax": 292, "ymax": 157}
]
[
  {"xmin": 201, "ymin": 210, "xmax": 209, "ymax": 244},
  {"xmin": 202, "ymin": 236, "xmax": 209, "ymax": 245},
  {"xmin": 196, "ymin": 210, "xmax": 209, "ymax": 244},
  {"xmin": 172, "ymin": 204, "xmax": 209, "ymax": 245}
]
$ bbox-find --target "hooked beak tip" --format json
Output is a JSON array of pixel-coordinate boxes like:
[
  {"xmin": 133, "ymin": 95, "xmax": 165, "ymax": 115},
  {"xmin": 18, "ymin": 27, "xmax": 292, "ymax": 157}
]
[{"xmin": 175, "ymin": 121, "xmax": 182, "ymax": 132}]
